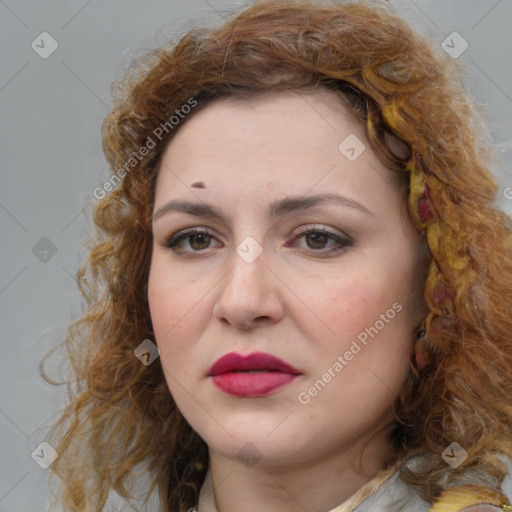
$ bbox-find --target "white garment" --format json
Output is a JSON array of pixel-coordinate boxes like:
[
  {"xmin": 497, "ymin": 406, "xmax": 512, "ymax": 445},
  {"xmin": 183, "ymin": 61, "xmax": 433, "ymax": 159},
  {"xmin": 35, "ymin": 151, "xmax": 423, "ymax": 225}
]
[
  {"xmin": 197, "ymin": 467, "xmax": 430, "ymax": 512},
  {"xmin": 197, "ymin": 457, "xmax": 512, "ymax": 512},
  {"xmin": 350, "ymin": 471, "xmax": 429, "ymax": 512}
]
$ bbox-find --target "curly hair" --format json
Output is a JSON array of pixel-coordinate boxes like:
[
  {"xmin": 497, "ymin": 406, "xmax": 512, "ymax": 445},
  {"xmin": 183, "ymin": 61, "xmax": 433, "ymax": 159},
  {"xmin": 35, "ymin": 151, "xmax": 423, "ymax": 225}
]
[{"xmin": 41, "ymin": 1, "xmax": 512, "ymax": 511}]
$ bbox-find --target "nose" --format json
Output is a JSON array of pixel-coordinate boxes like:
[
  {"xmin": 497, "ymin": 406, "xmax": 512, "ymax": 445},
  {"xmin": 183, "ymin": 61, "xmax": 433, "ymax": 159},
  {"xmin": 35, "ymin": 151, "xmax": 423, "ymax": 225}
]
[{"xmin": 212, "ymin": 242, "xmax": 285, "ymax": 330}]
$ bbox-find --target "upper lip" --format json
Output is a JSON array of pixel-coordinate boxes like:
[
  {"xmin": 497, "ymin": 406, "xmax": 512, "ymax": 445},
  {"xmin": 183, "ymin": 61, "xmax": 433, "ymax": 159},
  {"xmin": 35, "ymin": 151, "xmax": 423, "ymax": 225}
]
[{"xmin": 208, "ymin": 352, "xmax": 301, "ymax": 376}]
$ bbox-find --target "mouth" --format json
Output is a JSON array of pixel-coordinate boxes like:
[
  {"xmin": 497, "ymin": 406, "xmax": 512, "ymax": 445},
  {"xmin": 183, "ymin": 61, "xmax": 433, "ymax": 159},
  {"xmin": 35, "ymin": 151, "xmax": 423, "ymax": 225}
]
[
  {"xmin": 208, "ymin": 352, "xmax": 302, "ymax": 397},
  {"xmin": 226, "ymin": 369, "xmax": 281, "ymax": 373}
]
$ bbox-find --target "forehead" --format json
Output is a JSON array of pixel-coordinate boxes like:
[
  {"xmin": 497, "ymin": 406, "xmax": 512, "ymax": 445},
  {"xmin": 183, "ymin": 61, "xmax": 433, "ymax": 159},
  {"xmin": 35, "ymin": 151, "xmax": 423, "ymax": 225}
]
[
  {"xmin": 157, "ymin": 91, "xmax": 358, "ymax": 172},
  {"xmin": 153, "ymin": 90, "xmax": 402, "ymax": 211}
]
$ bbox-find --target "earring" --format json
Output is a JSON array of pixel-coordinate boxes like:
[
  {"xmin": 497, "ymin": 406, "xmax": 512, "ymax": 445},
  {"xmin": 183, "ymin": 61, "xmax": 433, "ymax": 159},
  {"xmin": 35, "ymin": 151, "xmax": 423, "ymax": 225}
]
[
  {"xmin": 415, "ymin": 326, "xmax": 428, "ymax": 369},
  {"xmin": 416, "ymin": 326, "xmax": 426, "ymax": 339}
]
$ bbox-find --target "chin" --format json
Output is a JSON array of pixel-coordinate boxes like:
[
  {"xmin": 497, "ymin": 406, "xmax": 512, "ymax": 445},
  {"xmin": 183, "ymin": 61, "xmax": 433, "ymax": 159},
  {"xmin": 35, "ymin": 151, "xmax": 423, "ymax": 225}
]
[{"xmin": 197, "ymin": 418, "xmax": 312, "ymax": 467}]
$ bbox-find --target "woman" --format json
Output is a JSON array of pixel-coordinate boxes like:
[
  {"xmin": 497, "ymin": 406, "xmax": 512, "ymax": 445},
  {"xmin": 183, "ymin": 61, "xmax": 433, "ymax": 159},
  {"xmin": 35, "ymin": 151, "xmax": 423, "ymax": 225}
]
[{"xmin": 42, "ymin": 1, "xmax": 512, "ymax": 511}]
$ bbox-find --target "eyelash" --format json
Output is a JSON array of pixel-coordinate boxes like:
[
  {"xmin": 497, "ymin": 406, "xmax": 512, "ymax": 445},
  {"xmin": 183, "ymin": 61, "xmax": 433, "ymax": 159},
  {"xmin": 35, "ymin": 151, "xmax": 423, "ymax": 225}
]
[{"xmin": 161, "ymin": 226, "xmax": 353, "ymax": 255}]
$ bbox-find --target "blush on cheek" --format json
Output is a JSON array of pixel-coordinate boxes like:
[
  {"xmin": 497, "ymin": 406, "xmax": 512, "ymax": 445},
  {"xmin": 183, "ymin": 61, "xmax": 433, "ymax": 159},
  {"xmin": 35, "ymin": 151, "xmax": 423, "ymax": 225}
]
[
  {"xmin": 327, "ymin": 288, "xmax": 376, "ymax": 331},
  {"xmin": 148, "ymin": 286, "xmax": 209, "ymax": 356},
  {"xmin": 148, "ymin": 289, "xmax": 182, "ymax": 343}
]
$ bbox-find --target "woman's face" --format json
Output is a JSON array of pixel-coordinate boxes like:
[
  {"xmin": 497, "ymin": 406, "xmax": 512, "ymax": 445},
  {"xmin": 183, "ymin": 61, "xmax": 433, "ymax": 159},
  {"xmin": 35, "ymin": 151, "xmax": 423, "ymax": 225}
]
[{"xmin": 148, "ymin": 91, "xmax": 427, "ymax": 468}]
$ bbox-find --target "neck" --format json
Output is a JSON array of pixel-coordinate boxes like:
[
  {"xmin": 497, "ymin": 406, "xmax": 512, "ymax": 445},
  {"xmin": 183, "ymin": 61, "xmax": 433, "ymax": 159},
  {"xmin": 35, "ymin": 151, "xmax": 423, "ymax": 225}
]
[{"xmin": 197, "ymin": 432, "xmax": 396, "ymax": 512}]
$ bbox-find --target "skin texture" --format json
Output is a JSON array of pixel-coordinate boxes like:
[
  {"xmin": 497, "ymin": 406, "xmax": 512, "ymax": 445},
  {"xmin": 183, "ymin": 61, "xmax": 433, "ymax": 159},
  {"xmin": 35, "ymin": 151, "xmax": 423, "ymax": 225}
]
[{"xmin": 148, "ymin": 90, "xmax": 428, "ymax": 512}]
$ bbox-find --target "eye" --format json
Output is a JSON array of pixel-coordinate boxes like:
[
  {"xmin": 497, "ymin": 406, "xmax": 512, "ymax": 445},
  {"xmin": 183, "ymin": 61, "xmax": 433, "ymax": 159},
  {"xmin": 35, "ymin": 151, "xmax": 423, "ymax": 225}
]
[
  {"xmin": 289, "ymin": 225, "xmax": 353, "ymax": 254},
  {"xmin": 161, "ymin": 225, "xmax": 352, "ymax": 255},
  {"xmin": 162, "ymin": 227, "xmax": 220, "ymax": 252}
]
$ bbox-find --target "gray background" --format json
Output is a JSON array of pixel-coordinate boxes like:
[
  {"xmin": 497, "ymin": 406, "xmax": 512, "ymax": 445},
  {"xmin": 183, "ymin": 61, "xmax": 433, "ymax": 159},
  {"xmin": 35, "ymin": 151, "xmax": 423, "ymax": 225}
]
[{"xmin": 1, "ymin": 0, "xmax": 511, "ymax": 510}]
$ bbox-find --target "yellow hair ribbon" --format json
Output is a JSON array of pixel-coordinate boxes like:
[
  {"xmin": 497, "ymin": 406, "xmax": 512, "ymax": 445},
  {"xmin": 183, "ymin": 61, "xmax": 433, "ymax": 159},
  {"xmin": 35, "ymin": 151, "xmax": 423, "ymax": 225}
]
[{"xmin": 429, "ymin": 485, "xmax": 512, "ymax": 512}]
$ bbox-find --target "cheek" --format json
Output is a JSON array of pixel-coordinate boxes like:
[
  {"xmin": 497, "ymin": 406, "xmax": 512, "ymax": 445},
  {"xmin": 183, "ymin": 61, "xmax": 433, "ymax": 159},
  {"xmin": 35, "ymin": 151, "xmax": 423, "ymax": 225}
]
[
  {"xmin": 304, "ymin": 271, "xmax": 413, "ymax": 364},
  {"xmin": 302, "ymin": 274, "xmax": 377, "ymax": 339},
  {"xmin": 147, "ymin": 261, "xmax": 204, "ymax": 351},
  {"xmin": 147, "ymin": 272, "xmax": 206, "ymax": 397}
]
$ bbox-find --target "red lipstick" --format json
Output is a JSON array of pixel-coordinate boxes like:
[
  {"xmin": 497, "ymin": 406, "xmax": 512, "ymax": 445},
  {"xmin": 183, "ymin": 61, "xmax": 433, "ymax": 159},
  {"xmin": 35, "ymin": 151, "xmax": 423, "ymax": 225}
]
[{"xmin": 208, "ymin": 352, "xmax": 301, "ymax": 397}]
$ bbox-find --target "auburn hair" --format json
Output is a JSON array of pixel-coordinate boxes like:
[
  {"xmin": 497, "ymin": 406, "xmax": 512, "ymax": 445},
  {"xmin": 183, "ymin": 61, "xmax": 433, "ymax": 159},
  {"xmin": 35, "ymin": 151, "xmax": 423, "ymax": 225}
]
[{"xmin": 41, "ymin": 1, "xmax": 512, "ymax": 510}]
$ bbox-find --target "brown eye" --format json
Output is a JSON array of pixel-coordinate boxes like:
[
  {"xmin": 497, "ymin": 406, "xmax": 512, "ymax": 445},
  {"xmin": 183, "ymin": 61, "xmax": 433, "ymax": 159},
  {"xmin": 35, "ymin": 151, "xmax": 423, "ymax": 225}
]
[
  {"xmin": 305, "ymin": 231, "xmax": 330, "ymax": 249},
  {"xmin": 188, "ymin": 233, "xmax": 211, "ymax": 250},
  {"xmin": 163, "ymin": 228, "xmax": 220, "ymax": 252},
  {"xmin": 292, "ymin": 227, "xmax": 353, "ymax": 255}
]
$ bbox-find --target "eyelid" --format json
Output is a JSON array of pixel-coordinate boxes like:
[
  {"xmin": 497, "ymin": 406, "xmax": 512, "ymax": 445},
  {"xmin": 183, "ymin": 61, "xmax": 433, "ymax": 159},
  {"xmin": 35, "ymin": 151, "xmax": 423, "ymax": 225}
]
[
  {"xmin": 293, "ymin": 224, "xmax": 350, "ymax": 239},
  {"xmin": 162, "ymin": 227, "xmax": 219, "ymax": 249},
  {"xmin": 287, "ymin": 224, "xmax": 353, "ymax": 254}
]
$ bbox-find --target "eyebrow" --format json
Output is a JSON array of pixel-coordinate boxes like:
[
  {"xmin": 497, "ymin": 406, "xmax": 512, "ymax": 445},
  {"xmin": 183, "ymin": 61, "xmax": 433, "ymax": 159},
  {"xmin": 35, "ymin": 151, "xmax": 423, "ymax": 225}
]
[{"xmin": 152, "ymin": 193, "xmax": 374, "ymax": 223}]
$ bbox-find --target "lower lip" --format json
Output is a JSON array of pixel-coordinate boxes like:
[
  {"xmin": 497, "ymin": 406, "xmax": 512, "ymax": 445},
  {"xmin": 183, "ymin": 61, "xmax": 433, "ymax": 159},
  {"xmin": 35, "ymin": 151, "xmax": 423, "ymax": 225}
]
[{"xmin": 211, "ymin": 372, "xmax": 299, "ymax": 397}]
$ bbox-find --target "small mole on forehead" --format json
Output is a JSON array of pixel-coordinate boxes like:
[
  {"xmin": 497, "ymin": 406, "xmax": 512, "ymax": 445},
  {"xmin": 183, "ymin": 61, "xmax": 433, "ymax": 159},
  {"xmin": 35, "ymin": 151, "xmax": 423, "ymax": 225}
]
[{"xmin": 191, "ymin": 181, "xmax": 206, "ymax": 189}]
